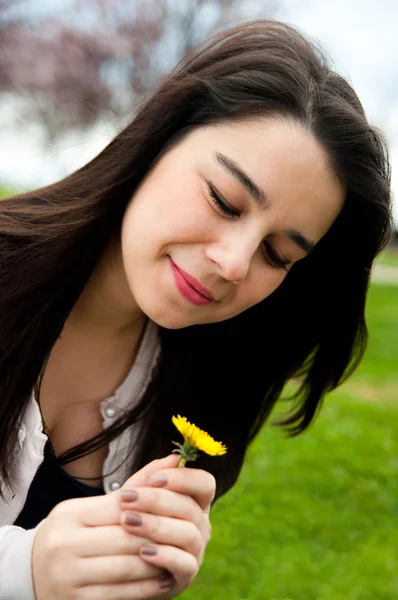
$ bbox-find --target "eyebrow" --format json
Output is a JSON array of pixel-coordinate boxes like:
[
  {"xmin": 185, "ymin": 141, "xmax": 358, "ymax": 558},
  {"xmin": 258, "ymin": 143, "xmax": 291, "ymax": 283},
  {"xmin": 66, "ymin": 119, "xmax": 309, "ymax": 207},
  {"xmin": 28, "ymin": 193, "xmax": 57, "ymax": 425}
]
[
  {"xmin": 214, "ymin": 151, "xmax": 267, "ymax": 208},
  {"xmin": 214, "ymin": 151, "xmax": 315, "ymax": 256},
  {"xmin": 285, "ymin": 229, "xmax": 315, "ymax": 255}
]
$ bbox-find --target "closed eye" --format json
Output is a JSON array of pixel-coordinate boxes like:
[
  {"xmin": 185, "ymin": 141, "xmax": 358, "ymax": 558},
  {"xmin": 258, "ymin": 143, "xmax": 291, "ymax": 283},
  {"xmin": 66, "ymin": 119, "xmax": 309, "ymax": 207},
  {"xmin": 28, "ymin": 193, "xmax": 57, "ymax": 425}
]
[
  {"xmin": 207, "ymin": 182, "xmax": 239, "ymax": 217},
  {"xmin": 262, "ymin": 241, "xmax": 290, "ymax": 271}
]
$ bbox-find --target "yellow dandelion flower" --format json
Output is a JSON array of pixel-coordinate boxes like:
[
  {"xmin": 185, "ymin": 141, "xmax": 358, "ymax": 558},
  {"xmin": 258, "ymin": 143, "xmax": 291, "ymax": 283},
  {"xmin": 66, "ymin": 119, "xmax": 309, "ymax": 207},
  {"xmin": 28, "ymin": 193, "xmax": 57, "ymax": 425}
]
[{"xmin": 171, "ymin": 414, "xmax": 227, "ymax": 467}]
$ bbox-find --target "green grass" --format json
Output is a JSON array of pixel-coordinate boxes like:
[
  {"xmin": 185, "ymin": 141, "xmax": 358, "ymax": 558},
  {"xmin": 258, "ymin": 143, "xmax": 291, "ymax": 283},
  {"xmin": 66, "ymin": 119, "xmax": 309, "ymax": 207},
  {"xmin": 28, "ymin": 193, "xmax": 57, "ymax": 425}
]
[
  {"xmin": 0, "ymin": 186, "xmax": 17, "ymax": 199},
  {"xmin": 182, "ymin": 284, "xmax": 398, "ymax": 600},
  {"xmin": 2, "ymin": 181, "xmax": 397, "ymax": 597},
  {"xmin": 376, "ymin": 249, "xmax": 398, "ymax": 268}
]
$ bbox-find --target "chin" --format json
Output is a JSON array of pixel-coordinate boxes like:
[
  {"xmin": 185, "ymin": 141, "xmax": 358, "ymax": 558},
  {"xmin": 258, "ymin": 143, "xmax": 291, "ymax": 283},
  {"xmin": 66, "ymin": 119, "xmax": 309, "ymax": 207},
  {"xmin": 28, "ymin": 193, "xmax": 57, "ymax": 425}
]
[
  {"xmin": 146, "ymin": 304, "xmax": 224, "ymax": 329},
  {"xmin": 150, "ymin": 315, "xmax": 200, "ymax": 330},
  {"xmin": 137, "ymin": 301, "xmax": 198, "ymax": 330}
]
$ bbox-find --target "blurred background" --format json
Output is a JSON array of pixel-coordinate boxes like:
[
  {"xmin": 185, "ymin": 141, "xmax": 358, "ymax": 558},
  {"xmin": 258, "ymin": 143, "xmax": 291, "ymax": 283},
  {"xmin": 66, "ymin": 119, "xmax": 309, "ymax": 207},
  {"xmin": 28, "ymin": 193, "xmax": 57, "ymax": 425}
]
[{"xmin": 1, "ymin": 1, "xmax": 397, "ymax": 598}]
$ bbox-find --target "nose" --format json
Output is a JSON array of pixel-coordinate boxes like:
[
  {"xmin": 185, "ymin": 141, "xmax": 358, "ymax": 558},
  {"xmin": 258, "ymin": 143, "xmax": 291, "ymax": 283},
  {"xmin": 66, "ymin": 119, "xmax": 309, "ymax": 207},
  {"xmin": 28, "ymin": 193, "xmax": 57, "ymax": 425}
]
[{"xmin": 205, "ymin": 238, "xmax": 253, "ymax": 284}]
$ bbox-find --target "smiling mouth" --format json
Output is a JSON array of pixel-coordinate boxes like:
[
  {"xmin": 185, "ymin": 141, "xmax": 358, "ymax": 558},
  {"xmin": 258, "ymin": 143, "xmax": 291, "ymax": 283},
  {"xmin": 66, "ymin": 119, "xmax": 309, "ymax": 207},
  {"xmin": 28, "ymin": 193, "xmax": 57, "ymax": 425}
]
[{"xmin": 169, "ymin": 258, "xmax": 215, "ymax": 306}]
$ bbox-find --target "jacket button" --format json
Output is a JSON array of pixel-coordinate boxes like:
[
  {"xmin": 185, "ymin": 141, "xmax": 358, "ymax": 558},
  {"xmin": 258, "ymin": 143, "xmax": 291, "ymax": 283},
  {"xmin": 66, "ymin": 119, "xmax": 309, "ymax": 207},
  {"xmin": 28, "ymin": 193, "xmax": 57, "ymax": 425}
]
[
  {"xmin": 105, "ymin": 406, "xmax": 116, "ymax": 418},
  {"xmin": 110, "ymin": 481, "xmax": 121, "ymax": 491}
]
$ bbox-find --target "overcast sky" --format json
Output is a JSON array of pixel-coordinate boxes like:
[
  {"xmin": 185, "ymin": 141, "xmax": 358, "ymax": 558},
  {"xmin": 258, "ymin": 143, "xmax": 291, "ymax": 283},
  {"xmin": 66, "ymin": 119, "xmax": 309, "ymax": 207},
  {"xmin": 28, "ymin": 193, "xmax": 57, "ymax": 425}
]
[
  {"xmin": 284, "ymin": 0, "xmax": 398, "ymax": 221},
  {"xmin": 0, "ymin": 0, "xmax": 396, "ymax": 222}
]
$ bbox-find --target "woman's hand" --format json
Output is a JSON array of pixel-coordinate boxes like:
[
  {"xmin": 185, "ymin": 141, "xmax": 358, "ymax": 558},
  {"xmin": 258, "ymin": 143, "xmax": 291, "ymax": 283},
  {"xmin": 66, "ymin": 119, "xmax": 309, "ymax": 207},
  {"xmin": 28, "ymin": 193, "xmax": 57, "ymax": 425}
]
[
  {"xmin": 32, "ymin": 455, "xmax": 180, "ymax": 600},
  {"xmin": 119, "ymin": 461, "xmax": 216, "ymax": 597}
]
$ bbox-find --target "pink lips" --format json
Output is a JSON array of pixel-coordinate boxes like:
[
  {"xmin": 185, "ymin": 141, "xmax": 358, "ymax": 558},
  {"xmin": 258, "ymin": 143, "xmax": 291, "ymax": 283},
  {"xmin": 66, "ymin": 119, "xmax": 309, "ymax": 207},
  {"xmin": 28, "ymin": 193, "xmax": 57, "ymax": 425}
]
[{"xmin": 169, "ymin": 258, "xmax": 214, "ymax": 306}]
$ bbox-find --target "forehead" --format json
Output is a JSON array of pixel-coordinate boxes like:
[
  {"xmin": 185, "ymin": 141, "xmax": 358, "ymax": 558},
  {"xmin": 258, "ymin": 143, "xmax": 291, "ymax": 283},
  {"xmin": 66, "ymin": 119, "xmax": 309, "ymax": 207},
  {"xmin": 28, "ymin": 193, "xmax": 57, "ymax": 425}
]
[
  {"xmin": 190, "ymin": 117, "xmax": 333, "ymax": 182},
  {"xmin": 186, "ymin": 116, "xmax": 346, "ymax": 243}
]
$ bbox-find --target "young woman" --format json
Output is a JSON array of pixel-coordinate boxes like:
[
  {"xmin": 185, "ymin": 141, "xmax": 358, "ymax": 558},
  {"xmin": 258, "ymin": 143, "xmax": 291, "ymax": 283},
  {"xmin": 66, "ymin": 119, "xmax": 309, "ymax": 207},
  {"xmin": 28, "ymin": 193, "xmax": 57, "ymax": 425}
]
[{"xmin": 0, "ymin": 19, "xmax": 392, "ymax": 600}]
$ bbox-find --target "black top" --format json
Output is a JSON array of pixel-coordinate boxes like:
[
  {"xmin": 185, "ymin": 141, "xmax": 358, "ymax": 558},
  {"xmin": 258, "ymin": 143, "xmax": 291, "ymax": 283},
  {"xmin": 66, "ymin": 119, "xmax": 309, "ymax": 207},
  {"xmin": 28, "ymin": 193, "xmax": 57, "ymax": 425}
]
[{"xmin": 14, "ymin": 440, "xmax": 105, "ymax": 529}]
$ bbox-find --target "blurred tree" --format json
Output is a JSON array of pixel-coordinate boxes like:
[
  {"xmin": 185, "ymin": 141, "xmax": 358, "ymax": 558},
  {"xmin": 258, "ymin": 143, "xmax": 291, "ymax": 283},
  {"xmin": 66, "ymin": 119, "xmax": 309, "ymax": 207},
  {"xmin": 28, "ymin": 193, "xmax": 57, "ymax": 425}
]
[{"xmin": 0, "ymin": 0, "xmax": 283, "ymax": 145}]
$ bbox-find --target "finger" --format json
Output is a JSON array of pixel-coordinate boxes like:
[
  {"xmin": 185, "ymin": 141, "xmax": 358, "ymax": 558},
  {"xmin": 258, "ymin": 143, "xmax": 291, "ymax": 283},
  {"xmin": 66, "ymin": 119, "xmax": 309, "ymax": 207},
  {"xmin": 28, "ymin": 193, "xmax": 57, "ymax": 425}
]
[
  {"xmin": 53, "ymin": 495, "xmax": 122, "ymax": 528},
  {"xmin": 77, "ymin": 525, "xmax": 151, "ymax": 557},
  {"xmin": 148, "ymin": 467, "xmax": 216, "ymax": 511},
  {"xmin": 121, "ymin": 454, "xmax": 180, "ymax": 490},
  {"xmin": 119, "ymin": 487, "xmax": 203, "ymax": 531},
  {"xmin": 74, "ymin": 554, "xmax": 163, "ymax": 585},
  {"xmin": 55, "ymin": 455, "xmax": 181, "ymax": 528},
  {"xmin": 76, "ymin": 575, "xmax": 175, "ymax": 599},
  {"xmin": 139, "ymin": 543, "xmax": 199, "ymax": 593},
  {"xmin": 121, "ymin": 511, "xmax": 203, "ymax": 559}
]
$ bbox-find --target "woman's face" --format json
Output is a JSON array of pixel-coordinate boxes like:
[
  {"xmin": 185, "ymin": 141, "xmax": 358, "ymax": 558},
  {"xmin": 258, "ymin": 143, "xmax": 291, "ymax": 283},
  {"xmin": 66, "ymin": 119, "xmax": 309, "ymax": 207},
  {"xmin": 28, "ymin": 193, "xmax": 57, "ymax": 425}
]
[{"xmin": 121, "ymin": 117, "xmax": 345, "ymax": 329}]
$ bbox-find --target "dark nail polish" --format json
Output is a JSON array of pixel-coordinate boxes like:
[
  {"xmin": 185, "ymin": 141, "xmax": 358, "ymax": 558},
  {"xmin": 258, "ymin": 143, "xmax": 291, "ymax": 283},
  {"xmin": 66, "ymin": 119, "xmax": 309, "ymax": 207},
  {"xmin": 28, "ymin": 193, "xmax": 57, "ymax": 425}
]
[
  {"xmin": 119, "ymin": 489, "xmax": 139, "ymax": 502},
  {"xmin": 159, "ymin": 575, "xmax": 174, "ymax": 589},
  {"xmin": 124, "ymin": 512, "xmax": 142, "ymax": 526},
  {"xmin": 141, "ymin": 544, "xmax": 158, "ymax": 556},
  {"xmin": 149, "ymin": 473, "xmax": 168, "ymax": 487}
]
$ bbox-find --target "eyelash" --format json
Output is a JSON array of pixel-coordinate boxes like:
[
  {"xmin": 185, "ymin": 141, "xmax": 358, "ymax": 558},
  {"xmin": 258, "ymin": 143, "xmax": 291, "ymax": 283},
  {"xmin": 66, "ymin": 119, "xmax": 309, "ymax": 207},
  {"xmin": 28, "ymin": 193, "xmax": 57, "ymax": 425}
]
[{"xmin": 207, "ymin": 183, "xmax": 290, "ymax": 272}]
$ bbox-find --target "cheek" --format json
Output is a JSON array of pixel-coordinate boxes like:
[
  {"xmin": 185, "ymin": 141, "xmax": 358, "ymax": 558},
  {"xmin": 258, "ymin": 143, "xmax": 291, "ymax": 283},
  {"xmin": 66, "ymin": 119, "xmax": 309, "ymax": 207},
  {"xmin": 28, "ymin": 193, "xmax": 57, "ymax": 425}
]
[
  {"xmin": 159, "ymin": 181, "xmax": 209, "ymax": 226},
  {"xmin": 162, "ymin": 188, "xmax": 216, "ymax": 243},
  {"xmin": 238, "ymin": 267, "xmax": 287, "ymax": 308},
  {"xmin": 121, "ymin": 185, "xmax": 212, "ymax": 267}
]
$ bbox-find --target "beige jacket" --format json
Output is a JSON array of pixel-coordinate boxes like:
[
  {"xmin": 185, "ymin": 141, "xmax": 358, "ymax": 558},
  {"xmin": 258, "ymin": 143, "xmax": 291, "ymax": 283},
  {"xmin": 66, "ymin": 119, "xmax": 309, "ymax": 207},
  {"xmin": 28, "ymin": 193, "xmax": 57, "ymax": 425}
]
[{"xmin": 0, "ymin": 321, "xmax": 159, "ymax": 599}]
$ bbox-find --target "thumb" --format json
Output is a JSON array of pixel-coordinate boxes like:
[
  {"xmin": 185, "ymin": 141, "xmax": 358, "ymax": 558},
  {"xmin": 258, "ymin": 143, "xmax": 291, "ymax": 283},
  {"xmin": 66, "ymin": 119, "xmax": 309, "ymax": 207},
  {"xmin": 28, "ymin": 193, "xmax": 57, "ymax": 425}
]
[{"xmin": 121, "ymin": 454, "xmax": 180, "ymax": 489}]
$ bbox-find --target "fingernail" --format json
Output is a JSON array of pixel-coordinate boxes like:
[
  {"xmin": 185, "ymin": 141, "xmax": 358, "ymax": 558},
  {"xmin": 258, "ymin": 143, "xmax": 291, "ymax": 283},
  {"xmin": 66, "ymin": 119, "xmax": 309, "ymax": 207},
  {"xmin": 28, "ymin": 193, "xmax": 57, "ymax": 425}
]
[
  {"xmin": 119, "ymin": 489, "xmax": 139, "ymax": 502},
  {"xmin": 149, "ymin": 473, "xmax": 168, "ymax": 487},
  {"xmin": 140, "ymin": 544, "xmax": 158, "ymax": 556},
  {"xmin": 123, "ymin": 512, "xmax": 142, "ymax": 526},
  {"xmin": 159, "ymin": 575, "xmax": 174, "ymax": 589}
]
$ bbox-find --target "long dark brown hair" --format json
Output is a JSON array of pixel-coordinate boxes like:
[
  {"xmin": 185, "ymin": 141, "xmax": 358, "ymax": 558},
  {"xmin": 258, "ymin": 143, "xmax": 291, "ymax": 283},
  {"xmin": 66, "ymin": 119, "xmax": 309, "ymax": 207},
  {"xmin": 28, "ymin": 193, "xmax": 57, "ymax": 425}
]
[{"xmin": 0, "ymin": 20, "xmax": 392, "ymax": 501}]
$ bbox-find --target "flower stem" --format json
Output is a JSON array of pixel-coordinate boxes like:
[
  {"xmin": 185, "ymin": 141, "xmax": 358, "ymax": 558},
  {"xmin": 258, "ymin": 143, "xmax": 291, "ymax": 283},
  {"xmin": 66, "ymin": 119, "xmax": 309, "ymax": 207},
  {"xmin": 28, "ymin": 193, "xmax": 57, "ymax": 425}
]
[{"xmin": 178, "ymin": 457, "xmax": 187, "ymax": 468}]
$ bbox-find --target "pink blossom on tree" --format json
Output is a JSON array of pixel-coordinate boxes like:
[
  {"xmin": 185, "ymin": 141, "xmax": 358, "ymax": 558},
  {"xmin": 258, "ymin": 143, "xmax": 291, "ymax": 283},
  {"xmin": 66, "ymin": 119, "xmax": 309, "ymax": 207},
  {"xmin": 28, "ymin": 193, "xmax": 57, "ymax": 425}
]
[{"xmin": 0, "ymin": 0, "xmax": 284, "ymax": 143}]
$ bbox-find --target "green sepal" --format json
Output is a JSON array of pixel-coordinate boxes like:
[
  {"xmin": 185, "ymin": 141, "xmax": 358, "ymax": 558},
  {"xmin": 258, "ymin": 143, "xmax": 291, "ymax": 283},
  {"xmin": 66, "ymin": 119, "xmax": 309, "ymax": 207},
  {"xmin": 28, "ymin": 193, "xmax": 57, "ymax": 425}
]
[{"xmin": 171, "ymin": 440, "xmax": 199, "ymax": 463}]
